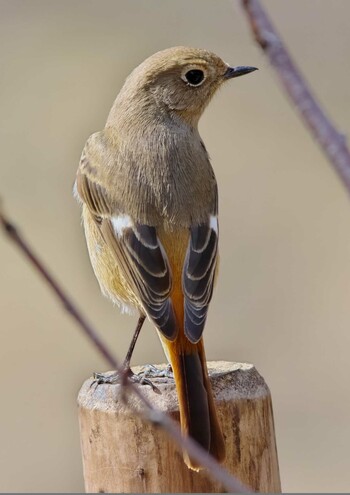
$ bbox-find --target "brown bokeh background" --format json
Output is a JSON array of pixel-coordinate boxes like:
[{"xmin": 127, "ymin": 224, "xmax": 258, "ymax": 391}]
[{"xmin": 1, "ymin": 0, "xmax": 350, "ymax": 491}]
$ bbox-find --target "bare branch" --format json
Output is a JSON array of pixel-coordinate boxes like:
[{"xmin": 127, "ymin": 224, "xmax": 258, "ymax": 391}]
[
  {"xmin": 241, "ymin": 0, "xmax": 350, "ymax": 193},
  {"xmin": 0, "ymin": 203, "xmax": 120, "ymax": 369},
  {"xmin": 126, "ymin": 381, "xmax": 250, "ymax": 493},
  {"xmin": 0, "ymin": 201, "xmax": 249, "ymax": 493}
]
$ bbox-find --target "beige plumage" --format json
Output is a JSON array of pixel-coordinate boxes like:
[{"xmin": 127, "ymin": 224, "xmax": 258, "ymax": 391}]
[{"xmin": 75, "ymin": 46, "xmax": 257, "ymax": 469}]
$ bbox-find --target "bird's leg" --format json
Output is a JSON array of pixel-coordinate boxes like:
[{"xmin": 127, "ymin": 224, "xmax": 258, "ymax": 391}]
[
  {"xmin": 92, "ymin": 315, "xmax": 152, "ymax": 387},
  {"xmin": 92, "ymin": 315, "xmax": 166, "ymax": 393},
  {"xmin": 123, "ymin": 314, "xmax": 146, "ymax": 370}
]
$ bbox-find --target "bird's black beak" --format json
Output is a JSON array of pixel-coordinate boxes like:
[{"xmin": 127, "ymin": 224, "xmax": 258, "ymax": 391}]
[{"xmin": 224, "ymin": 66, "xmax": 258, "ymax": 79}]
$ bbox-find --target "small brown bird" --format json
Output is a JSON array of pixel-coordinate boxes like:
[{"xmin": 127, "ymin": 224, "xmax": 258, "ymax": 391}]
[{"xmin": 75, "ymin": 46, "xmax": 256, "ymax": 470}]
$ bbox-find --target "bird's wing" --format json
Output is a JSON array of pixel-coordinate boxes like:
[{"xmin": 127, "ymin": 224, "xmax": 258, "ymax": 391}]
[
  {"xmin": 75, "ymin": 133, "xmax": 177, "ymax": 341},
  {"xmin": 182, "ymin": 217, "xmax": 218, "ymax": 343}
]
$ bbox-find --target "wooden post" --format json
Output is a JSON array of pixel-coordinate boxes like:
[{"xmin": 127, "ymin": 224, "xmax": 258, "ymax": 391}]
[{"xmin": 78, "ymin": 361, "xmax": 281, "ymax": 493}]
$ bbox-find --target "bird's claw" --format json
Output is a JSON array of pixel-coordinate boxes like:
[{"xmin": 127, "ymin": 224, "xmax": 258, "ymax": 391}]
[
  {"xmin": 130, "ymin": 372, "xmax": 161, "ymax": 394},
  {"xmin": 138, "ymin": 363, "xmax": 174, "ymax": 380},
  {"xmin": 89, "ymin": 369, "xmax": 161, "ymax": 394}
]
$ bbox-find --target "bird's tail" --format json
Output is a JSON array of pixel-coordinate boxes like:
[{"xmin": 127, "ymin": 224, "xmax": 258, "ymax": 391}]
[{"xmin": 161, "ymin": 334, "xmax": 226, "ymax": 470}]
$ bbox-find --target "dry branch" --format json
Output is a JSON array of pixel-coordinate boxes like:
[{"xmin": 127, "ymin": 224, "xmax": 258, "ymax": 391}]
[
  {"xmin": 0, "ymin": 203, "xmax": 249, "ymax": 493},
  {"xmin": 0, "ymin": 204, "xmax": 119, "ymax": 369},
  {"xmin": 241, "ymin": 0, "xmax": 350, "ymax": 192}
]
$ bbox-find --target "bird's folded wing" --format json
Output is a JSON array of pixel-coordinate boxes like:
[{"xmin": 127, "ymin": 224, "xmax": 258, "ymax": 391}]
[
  {"xmin": 183, "ymin": 219, "xmax": 218, "ymax": 343},
  {"xmin": 75, "ymin": 143, "xmax": 177, "ymax": 341}
]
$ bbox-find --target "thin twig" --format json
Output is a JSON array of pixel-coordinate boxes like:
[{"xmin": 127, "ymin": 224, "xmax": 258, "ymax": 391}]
[
  {"xmin": 0, "ymin": 202, "xmax": 249, "ymax": 493},
  {"xmin": 241, "ymin": 0, "xmax": 350, "ymax": 192},
  {"xmin": 124, "ymin": 382, "xmax": 249, "ymax": 493},
  {"xmin": 0, "ymin": 204, "xmax": 119, "ymax": 369}
]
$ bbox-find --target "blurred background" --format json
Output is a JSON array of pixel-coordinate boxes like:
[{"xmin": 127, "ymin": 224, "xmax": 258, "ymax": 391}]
[{"xmin": 1, "ymin": 0, "xmax": 350, "ymax": 491}]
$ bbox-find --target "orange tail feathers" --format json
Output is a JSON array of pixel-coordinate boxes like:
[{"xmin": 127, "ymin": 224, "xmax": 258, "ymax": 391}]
[{"xmin": 162, "ymin": 335, "xmax": 226, "ymax": 470}]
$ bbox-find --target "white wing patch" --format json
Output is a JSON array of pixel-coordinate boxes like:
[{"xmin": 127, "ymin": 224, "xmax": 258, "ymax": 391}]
[
  {"xmin": 72, "ymin": 180, "xmax": 82, "ymax": 204},
  {"xmin": 209, "ymin": 215, "xmax": 218, "ymax": 234},
  {"xmin": 111, "ymin": 214, "xmax": 133, "ymax": 237}
]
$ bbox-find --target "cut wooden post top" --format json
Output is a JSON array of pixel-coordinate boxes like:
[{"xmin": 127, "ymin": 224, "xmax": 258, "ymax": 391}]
[
  {"xmin": 78, "ymin": 361, "xmax": 271, "ymax": 413},
  {"xmin": 78, "ymin": 361, "xmax": 281, "ymax": 493}
]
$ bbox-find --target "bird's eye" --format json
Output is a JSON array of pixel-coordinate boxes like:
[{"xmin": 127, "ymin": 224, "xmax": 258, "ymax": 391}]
[{"xmin": 184, "ymin": 69, "xmax": 205, "ymax": 86}]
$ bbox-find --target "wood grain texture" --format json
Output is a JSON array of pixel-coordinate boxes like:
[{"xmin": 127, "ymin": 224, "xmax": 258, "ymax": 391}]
[{"xmin": 78, "ymin": 361, "xmax": 281, "ymax": 493}]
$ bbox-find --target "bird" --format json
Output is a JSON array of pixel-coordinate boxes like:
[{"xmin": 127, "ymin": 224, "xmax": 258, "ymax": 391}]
[{"xmin": 74, "ymin": 46, "xmax": 257, "ymax": 470}]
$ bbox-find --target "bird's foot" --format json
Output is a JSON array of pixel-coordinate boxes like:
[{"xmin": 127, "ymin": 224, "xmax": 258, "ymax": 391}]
[
  {"xmin": 91, "ymin": 370, "xmax": 120, "ymax": 386},
  {"xmin": 138, "ymin": 363, "xmax": 174, "ymax": 380},
  {"xmin": 90, "ymin": 368, "xmax": 161, "ymax": 394}
]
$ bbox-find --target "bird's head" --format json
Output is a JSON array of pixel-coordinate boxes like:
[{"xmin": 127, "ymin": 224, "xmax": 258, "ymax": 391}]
[{"xmin": 114, "ymin": 46, "xmax": 257, "ymax": 127}]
